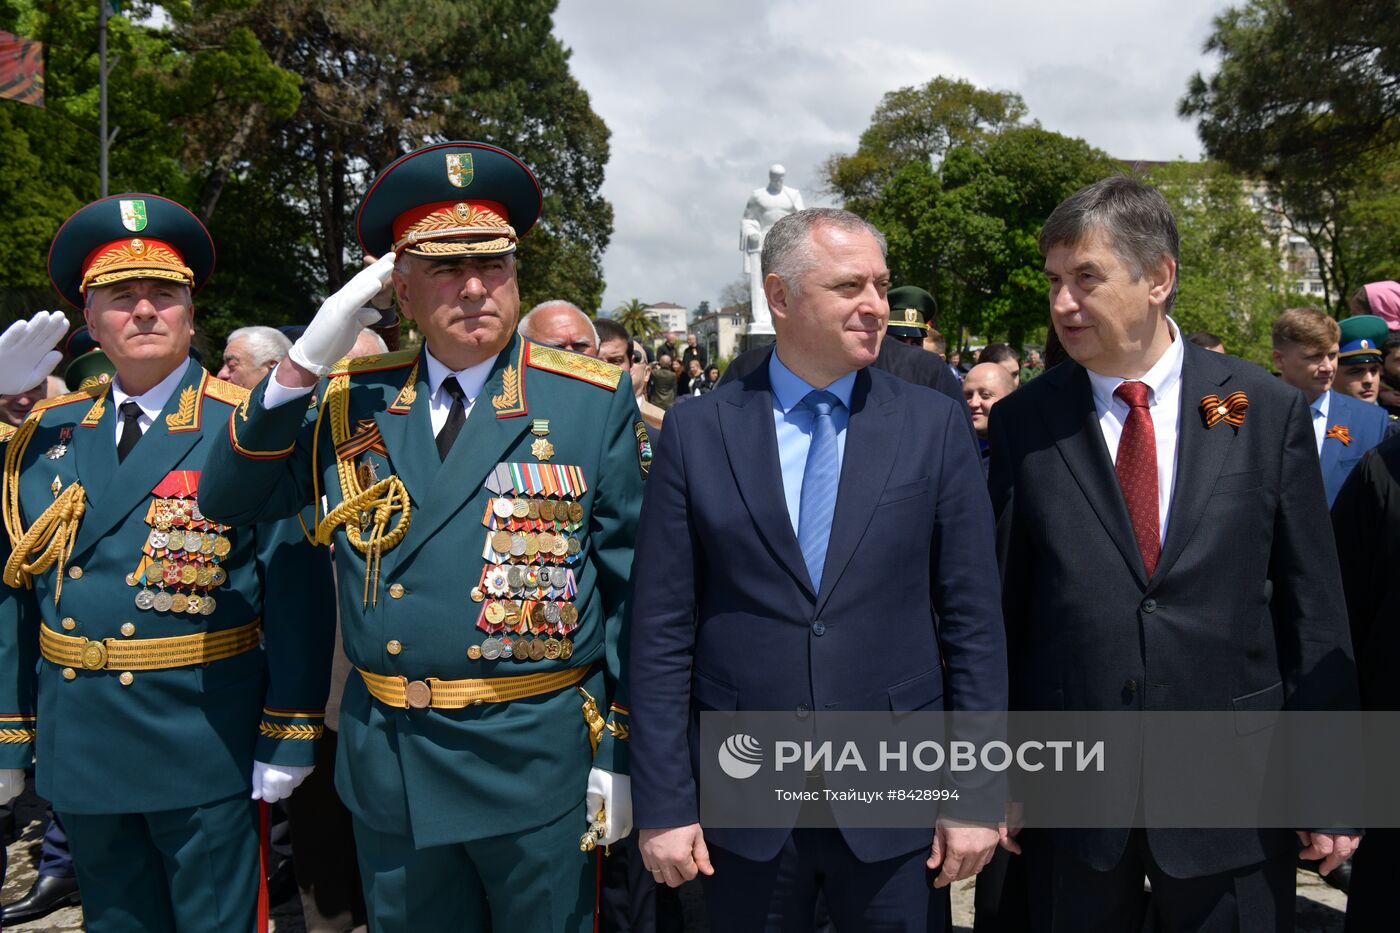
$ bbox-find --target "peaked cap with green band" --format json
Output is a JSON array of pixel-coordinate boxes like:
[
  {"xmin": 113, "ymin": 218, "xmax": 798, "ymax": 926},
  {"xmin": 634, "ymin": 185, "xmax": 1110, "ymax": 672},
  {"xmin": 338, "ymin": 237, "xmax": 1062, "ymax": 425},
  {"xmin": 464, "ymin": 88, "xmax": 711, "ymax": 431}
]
[
  {"xmin": 356, "ymin": 141, "xmax": 543, "ymax": 260},
  {"xmin": 48, "ymin": 194, "xmax": 215, "ymax": 308},
  {"xmin": 1339, "ymin": 314, "xmax": 1389, "ymax": 365},
  {"xmin": 886, "ymin": 285, "xmax": 937, "ymax": 338}
]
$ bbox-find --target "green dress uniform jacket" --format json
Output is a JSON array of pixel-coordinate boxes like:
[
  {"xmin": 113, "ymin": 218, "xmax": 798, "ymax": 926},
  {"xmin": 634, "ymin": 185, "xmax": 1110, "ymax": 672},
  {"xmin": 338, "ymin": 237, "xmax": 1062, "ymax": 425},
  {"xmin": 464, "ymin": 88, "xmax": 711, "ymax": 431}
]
[
  {"xmin": 0, "ymin": 359, "xmax": 335, "ymax": 814},
  {"xmin": 197, "ymin": 334, "xmax": 643, "ymax": 848}
]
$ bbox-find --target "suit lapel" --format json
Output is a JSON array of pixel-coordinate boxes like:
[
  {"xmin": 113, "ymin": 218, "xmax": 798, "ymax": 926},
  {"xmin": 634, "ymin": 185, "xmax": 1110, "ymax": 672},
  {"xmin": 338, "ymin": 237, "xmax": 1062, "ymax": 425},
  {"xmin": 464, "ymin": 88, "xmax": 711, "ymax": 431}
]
[
  {"xmin": 1046, "ymin": 363, "xmax": 1148, "ymax": 585},
  {"xmin": 717, "ymin": 352, "xmax": 815, "ymax": 598},
  {"xmin": 1151, "ymin": 344, "xmax": 1236, "ymax": 587},
  {"xmin": 392, "ymin": 337, "xmax": 531, "ymax": 568},
  {"xmin": 71, "ymin": 385, "xmax": 118, "ymax": 510},
  {"xmin": 73, "ymin": 360, "xmax": 205, "ymax": 556},
  {"xmin": 372, "ymin": 352, "xmax": 436, "ymax": 508},
  {"xmin": 815, "ymin": 369, "xmax": 899, "ymax": 613}
]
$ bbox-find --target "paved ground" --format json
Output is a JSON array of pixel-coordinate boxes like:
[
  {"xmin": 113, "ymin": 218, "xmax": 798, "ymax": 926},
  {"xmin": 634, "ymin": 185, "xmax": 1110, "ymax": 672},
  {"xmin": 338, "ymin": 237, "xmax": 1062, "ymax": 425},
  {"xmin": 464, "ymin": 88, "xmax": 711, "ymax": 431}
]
[{"xmin": 0, "ymin": 783, "xmax": 1350, "ymax": 931}]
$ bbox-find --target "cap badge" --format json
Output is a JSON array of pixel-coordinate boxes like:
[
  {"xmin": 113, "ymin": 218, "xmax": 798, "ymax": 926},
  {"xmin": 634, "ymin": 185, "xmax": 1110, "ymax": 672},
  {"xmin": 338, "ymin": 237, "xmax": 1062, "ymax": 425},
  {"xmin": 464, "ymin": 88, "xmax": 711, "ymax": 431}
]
[
  {"xmin": 445, "ymin": 153, "xmax": 474, "ymax": 189},
  {"xmin": 1361, "ymin": 339, "xmax": 1371, "ymax": 349},
  {"xmin": 129, "ymin": 238, "xmax": 146, "ymax": 256},
  {"xmin": 119, "ymin": 199, "xmax": 148, "ymax": 232}
]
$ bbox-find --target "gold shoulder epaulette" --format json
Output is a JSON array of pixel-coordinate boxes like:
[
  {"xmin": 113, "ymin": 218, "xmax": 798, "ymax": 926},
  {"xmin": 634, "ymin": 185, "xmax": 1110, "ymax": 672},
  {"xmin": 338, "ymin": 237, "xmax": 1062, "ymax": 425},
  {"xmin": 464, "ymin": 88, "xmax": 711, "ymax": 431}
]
[
  {"xmin": 203, "ymin": 376, "xmax": 250, "ymax": 407},
  {"xmin": 330, "ymin": 348, "xmax": 418, "ymax": 377},
  {"xmin": 526, "ymin": 343, "xmax": 621, "ymax": 391},
  {"xmin": 31, "ymin": 383, "xmax": 106, "ymax": 413}
]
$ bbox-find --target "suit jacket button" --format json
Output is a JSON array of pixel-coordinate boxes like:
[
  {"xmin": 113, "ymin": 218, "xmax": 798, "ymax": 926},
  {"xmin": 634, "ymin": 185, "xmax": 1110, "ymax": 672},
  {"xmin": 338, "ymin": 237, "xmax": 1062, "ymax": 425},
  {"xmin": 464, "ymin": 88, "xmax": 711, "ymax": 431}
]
[
  {"xmin": 120, "ymin": 623, "xmax": 135, "ymax": 637},
  {"xmin": 388, "ymin": 583, "xmax": 405, "ymax": 599},
  {"xmin": 1123, "ymin": 679, "xmax": 1138, "ymax": 702},
  {"xmin": 796, "ymin": 703, "xmax": 811, "ymax": 719},
  {"xmin": 812, "ymin": 620, "xmax": 826, "ymax": 636},
  {"xmin": 67, "ymin": 566, "xmax": 82, "ymax": 580},
  {"xmin": 1141, "ymin": 598, "xmax": 1157, "ymax": 614},
  {"xmin": 61, "ymin": 617, "xmax": 77, "ymax": 631},
  {"xmin": 61, "ymin": 668, "xmax": 76, "ymax": 681},
  {"xmin": 118, "ymin": 672, "xmax": 134, "ymax": 686},
  {"xmin": 386, "ymin": 640, "xmax": 403, "ymax": 655}
]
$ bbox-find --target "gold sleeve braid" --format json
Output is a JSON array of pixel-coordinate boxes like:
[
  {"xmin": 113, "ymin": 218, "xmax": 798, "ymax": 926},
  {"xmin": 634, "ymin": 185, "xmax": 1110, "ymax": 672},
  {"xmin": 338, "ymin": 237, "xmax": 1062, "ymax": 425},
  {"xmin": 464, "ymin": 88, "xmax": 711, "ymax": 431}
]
[
  {"xmin": 2, "ymin": 418, "xmax": 86, "ymax": 603},
  {"xmin": 313, "ymin": 372, "xmax": 412, "ymax": 607}
]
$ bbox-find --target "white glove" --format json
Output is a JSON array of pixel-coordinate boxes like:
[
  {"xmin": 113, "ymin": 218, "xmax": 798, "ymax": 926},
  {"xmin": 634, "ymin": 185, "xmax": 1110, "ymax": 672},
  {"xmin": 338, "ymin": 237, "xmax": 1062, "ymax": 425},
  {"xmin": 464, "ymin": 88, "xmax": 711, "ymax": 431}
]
[
  {"xmin": 0, "ymin": 768, "xmax": 23, "ymax": 806},
  {"xmin": 288, "ymin": 253, "xmax": 396, "ymax": 376},
  {"xmin": 586, "ymin": 768, "xmax": 632, "ymax": 847},
  {"xmin": 0, "ymin": 311, "xmax": 68, "ymax": 395},
  {"xmin": 250, "ymin": 761, "xmax": 314, "ymax": 804}
]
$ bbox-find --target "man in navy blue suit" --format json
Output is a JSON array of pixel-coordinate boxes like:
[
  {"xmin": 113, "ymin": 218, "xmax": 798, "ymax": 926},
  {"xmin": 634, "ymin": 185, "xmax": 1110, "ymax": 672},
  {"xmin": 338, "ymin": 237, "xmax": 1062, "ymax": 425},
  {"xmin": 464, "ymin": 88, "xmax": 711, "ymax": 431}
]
[
  {"xmin": 1271, "ymin": 308, "xmax": 1391, "ymax": 506},
  {"xmin": 629, "ymin": 207, "xmax": 1008, "ymax": 930}
]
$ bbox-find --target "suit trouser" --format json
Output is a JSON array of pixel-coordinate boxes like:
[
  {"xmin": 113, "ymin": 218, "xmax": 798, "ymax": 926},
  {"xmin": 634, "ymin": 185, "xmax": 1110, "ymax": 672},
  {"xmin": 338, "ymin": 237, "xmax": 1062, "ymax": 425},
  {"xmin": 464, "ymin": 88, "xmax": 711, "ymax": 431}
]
[
  {"xmin": 1345, "ymin": 827, "xmax": 1400, "ymax": 932},
  {"xmin": 60, "ymin": 792, "xmax": 261, "ymax": 933},
  {"xmin": 702, "ymin": 829, "xmax": 947, "ymax": 933},
  {"xmin": 352, "ymin": 800, "xmax": 594, "ymax": 933},
  {"xmin": 38, "ymin": 807, "xmax": 76, "ymax": 878},
  {"xmin": 1022, "ymin": 829, "xmax": 1293, "ymax": 933},
  {"xmin": 288, "ymin": 727, "xmax": 367, "ymax": 932}
]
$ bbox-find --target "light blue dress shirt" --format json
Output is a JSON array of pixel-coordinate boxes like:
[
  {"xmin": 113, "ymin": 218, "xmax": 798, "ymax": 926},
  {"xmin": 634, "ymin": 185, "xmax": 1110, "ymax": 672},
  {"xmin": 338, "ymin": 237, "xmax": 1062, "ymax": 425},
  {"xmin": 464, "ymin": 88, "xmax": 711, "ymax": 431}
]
[{"xmin": 768, "ymin": 351, "xmax": 856, "ymax": 536}]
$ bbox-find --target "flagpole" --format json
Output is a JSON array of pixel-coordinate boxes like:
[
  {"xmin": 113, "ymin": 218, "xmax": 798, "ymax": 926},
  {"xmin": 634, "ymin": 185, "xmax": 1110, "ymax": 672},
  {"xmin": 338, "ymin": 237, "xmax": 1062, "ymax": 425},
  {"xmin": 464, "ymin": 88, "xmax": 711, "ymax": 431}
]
[{"xmin": 98, "ymin": 0, "xmax": 109, "ymax": 197}]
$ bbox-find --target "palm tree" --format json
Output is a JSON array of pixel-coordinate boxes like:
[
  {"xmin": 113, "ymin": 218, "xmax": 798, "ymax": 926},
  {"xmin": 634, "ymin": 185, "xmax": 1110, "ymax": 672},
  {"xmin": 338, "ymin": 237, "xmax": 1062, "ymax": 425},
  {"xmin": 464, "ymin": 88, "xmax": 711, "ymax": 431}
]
[{"xmin": 612, "ymin": 299, "xmax": 664, "ymax": 342}]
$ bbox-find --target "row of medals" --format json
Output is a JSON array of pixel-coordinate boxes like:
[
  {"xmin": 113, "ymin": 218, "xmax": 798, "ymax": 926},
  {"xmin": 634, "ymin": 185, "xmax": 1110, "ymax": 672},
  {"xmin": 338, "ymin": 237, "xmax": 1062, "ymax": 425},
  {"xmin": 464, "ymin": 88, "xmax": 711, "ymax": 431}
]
[
  {"xmin": 470, "ymin": 495, "xmax": 586, "ymax": 663},
  {"xmin": 125, "ymin": 497, "xmax": 232, "ymax": 616}
]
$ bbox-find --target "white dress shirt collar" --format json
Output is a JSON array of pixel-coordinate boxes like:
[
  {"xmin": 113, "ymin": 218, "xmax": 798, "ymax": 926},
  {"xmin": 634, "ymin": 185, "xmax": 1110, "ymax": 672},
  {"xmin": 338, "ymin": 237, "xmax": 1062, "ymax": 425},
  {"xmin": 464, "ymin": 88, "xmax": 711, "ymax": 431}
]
[
  {"xmin": 423, "ymin": 346, "xmax": 495, "ymax": 405},
  {"xmin": 1085, "ymin": 317, "xmax": 1185, "ymax": 412},
  {"xmin": 110, "ymin": 361, "xmax": 189, "ymax": 428},
  {"xmin": 1310, "ymin": 390, "xmax": 1331, "ymax": 455}
]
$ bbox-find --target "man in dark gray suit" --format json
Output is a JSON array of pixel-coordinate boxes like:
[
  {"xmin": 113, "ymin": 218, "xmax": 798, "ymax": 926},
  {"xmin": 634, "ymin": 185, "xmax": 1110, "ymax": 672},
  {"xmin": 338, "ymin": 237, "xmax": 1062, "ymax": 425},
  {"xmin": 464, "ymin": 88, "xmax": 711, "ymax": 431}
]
[{"xmin": 989, "ymin": 176, "xmax": 1359, "ymax": 932}]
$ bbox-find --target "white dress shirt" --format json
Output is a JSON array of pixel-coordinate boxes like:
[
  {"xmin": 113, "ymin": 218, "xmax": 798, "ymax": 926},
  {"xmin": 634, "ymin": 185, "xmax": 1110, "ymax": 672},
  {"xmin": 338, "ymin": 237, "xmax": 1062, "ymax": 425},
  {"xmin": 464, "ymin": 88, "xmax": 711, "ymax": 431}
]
[
  {"xmin": 1310, "ymin": 390, "xmax": 1330, "ymax": 456},
  {"xmin": 1085, "ymin": 319, "xmax": 1186, "ymax": 545},
  {"xmin": 421, "ymin": 351, "xmax": 495, "ymax": 436},
  {"xmin": 109, "ymin": 363, "xmax": 188, "ymax": 444},
  {"xmin": 264, "ymin": 348, "xmax": 495, "ymax": 437}
]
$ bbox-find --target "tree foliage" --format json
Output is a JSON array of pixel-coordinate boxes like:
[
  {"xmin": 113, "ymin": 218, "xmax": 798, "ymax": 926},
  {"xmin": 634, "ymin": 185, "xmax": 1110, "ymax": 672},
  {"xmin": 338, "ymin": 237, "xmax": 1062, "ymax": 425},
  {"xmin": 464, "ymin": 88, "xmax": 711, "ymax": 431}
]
[
  {"xmin": 1144, "ymin": 161, "xmax": 1290, "ymax": 365},
  {"xmin": 0, "ymin": 0, "xmax": 612, "ymax": 346},
  {"xmin": 1181, "ymin": 0, "xmax": 1400, "ymax": 311},
  {"xmin": 611, "ymin": 298, "xmax": 662, "ymax": 341},
  {"xmin": 826, "ymin": 79, "xmax": 1116, "ymax": 347}
]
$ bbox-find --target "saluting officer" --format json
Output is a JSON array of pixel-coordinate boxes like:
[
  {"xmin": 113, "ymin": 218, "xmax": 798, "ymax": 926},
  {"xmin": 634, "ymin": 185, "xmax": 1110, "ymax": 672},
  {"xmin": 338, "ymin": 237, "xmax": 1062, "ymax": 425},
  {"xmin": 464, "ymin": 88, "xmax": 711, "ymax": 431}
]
[
  {"xmin": 197, "ymin": 142, "xmax": 644, "ymax": 932},
  {"xmin": 0, "ymin": 194, "xmax": 335, "ymax": 933}
]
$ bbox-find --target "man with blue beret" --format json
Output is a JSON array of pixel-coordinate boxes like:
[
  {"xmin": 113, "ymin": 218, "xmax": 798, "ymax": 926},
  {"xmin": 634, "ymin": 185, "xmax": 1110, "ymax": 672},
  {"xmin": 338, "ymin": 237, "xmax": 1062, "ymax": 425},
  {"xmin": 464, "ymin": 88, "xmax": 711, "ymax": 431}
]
[
  {"xmin": 197, "ymin": 141, "xmax": 644, "ymax": 932},
  {"xmin": 0, "ymin": 194, "xmax": 335, "ymax": 931}
]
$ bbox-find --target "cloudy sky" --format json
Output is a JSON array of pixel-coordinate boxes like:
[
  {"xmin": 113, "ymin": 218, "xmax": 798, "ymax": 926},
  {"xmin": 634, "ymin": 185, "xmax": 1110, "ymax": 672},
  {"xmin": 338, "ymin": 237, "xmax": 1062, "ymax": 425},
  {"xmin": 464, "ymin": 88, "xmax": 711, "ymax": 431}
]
[{"xmin": 551, "ymin": 0, "xmax": 1234, "ymax": 314}]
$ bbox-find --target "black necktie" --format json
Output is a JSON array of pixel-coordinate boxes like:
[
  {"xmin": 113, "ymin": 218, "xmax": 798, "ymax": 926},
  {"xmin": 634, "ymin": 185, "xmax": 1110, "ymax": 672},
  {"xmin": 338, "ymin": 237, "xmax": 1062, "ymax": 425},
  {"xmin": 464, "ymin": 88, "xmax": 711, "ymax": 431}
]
[
  {"xmin": 436, "ymin": 377, "xmax": 467, "ymax": 461},
  {"xmin": 116, "ymin": 400, "xmax": 144, "ymax": 463}
]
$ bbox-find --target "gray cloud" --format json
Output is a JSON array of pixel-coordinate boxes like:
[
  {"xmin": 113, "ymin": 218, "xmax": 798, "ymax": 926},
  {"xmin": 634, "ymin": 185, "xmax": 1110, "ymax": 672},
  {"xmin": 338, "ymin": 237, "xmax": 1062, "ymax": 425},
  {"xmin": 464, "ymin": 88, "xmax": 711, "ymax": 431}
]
[{"xmin": 552, "ymin": 0, "xmax": 1230, "ymax": 312}]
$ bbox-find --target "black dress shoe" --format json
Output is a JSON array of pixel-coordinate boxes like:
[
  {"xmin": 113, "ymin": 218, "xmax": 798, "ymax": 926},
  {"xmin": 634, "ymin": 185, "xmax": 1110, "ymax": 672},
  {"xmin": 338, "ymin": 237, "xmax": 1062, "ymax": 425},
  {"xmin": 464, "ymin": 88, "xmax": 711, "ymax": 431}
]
[{"xmin": 1, "ymin": 873, "xmax": 81, "ymax": 923}]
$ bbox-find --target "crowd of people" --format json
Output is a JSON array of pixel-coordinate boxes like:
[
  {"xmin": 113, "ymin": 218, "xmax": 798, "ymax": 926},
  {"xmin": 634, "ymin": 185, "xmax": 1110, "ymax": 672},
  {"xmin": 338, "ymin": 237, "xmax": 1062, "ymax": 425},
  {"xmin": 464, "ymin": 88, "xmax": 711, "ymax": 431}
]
[{"xmin": 0, "ymin": 143, "xmax": 1398, "ymax": 933}]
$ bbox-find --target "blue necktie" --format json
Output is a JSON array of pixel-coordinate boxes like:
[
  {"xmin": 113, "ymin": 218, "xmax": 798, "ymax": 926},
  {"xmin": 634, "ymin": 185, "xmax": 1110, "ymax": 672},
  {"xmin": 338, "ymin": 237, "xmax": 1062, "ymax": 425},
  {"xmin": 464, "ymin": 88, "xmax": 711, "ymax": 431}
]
[{"xmin": 797, "ymin": 390, "xmax": 841, "ymax": 591}]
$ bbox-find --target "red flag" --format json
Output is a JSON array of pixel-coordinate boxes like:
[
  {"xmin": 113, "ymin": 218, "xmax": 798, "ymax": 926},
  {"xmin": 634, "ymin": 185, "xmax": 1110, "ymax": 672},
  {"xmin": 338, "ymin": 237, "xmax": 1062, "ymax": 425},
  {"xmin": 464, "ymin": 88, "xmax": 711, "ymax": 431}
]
[{"xmin": 0, "ymin": 30, "xmax": 43, "ymax": 108}]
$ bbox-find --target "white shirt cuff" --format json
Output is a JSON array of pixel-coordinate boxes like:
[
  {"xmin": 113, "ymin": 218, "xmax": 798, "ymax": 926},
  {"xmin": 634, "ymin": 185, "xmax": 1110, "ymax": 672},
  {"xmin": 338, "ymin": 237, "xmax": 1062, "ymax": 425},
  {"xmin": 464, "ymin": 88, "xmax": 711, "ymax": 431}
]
[{"xmin": 262, "ymin": 366, "xmax": 316, "ymax": 409}]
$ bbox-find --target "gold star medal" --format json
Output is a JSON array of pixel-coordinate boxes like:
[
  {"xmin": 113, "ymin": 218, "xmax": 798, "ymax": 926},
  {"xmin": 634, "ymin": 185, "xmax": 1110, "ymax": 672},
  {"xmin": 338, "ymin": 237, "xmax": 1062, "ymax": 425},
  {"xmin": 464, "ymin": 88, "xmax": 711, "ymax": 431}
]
[{"xmin": 530, "ymin": 419, "xmax": 554, "ymax": 461}]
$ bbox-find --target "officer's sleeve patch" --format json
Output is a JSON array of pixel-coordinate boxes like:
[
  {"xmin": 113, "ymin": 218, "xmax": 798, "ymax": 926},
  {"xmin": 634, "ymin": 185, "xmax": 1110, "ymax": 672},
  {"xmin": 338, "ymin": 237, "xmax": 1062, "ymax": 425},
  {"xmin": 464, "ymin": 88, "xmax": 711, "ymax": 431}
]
[{"xmin": 634, "ymin": 421, "xmax": 652, "ymax": 479}]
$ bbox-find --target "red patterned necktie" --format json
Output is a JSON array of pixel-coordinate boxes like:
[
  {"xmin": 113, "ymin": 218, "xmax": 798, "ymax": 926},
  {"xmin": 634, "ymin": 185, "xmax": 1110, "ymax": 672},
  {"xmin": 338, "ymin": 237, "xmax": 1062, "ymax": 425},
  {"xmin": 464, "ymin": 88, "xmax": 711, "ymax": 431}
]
[{"xmin": 1113, "ymin": 381, "xmax": 1159, "ymax": 576}]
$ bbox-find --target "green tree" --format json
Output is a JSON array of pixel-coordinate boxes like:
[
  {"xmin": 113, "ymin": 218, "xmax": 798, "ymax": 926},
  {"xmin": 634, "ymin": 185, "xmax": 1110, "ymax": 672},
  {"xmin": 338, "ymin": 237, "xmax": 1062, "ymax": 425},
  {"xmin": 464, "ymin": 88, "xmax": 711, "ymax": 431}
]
[
  {"xmin": 0, "ymin": 0, "xmax": 613, "ymax": 344},
  {"xmin": 612, "ymin": 299, "xmax": 662, "ymax": 341},
  {"xmin": 1181, "ymin": 0, "xmax": 1400, "ymax": 311},
  {"xmin": 1143, "ymin": 162, "xmax": 1291, "ymax": 365},
  {"xmin": 823, "ymin": 76, "xmax": 1027, "ymax": 217}
]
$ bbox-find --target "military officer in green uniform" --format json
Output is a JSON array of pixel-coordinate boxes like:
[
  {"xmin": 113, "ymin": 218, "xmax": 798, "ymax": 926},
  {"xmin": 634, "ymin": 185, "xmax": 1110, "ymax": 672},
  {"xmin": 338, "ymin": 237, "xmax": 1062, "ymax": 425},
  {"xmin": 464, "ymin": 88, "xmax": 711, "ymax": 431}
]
[
  {"xmin": 0, "ymin": 194, "xmax": 335, "ymax": 933},
  {"xmin": 197, "ymin": 141, "xmax": 644, "ymax": 932},
  {"xmin": 886, "ymin": 285, "xmax": 936, "ymax": 348}
]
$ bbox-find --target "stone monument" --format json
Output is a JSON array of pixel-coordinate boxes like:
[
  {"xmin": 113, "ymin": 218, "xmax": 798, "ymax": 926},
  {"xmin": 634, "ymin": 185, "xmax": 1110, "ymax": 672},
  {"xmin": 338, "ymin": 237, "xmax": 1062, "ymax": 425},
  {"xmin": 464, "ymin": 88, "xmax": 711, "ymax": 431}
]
[{"xmin": 740, "ymin": 163, "xmax": 804, "ymax": 341}]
